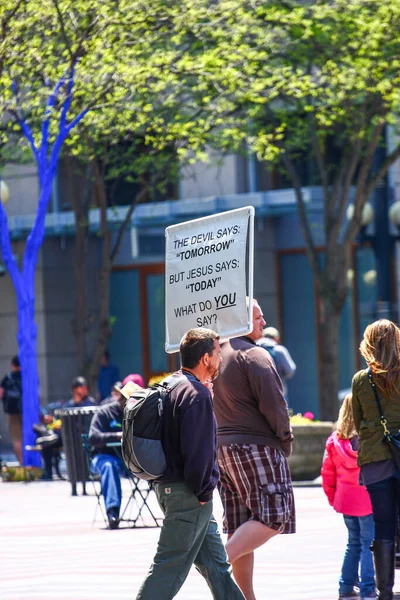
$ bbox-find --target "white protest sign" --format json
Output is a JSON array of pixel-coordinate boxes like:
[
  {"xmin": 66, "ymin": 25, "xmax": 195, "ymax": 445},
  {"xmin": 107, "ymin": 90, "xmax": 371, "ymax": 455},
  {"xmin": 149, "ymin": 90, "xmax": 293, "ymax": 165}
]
[{"xmin": 165, "ymin": 206, "xmax": 254, "ymax": 352}]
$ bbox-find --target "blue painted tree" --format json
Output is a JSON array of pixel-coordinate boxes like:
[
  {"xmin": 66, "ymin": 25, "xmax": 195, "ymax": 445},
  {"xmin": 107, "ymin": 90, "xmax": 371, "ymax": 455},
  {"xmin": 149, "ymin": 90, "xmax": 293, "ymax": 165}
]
[
  {"xmin": 0, "ymin": 68, "xmax": 89, "ymax": 466},
  {"xmin": 0, "ymin": 0, "xmax": 214, "ymax": 465}
]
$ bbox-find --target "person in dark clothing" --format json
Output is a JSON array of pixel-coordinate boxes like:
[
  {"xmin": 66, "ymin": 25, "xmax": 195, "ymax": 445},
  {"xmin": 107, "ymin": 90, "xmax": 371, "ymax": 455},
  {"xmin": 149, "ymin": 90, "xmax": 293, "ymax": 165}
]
[
  {"xmin": 136, "ymin": 328, "xmax": 244, "ymax": 600},
  {"xmin": 64, "ymin": 376, "xmax": 96, "ymax": 409},
  {"xmin": 99, "ymin": 381, "xmax": 122, "ymax": 406},
  {"xmin": 97, "ymin": 351, "xmax": 120, "ymax": 401},
  {"xmin": 34, "ymin": 408, "xmax": 64, "ymax": 481},
  {"xmin": 258, "ymin": 326, "xmax": 296, "ymax": 400},
  {"xmin": 352, "ymin": 320, "xmax": 400, "ymax": 600},
  {"xmin": 35, "ymin": 377, "xmax": 95, "ymax": 479},
  {"xmin": 0, "ymin": 356, "xmax": 23, "ymax": 463},
  {"xmin": 89, "ymin": 380, "xmax": 142, "ymax": 529}
]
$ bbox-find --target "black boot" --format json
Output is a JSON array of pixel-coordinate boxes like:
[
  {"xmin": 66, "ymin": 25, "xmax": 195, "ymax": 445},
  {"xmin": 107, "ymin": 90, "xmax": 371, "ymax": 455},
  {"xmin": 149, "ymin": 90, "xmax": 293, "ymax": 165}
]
[
  {"xmin": 107, "ymin": 507, "xmax": 120, "ymax": 530},
  {"xmin": 40, "ymin": 448, "xmax": 53, "ymax": 480},
  {"xmin": 372, "ymin": 539, "xmax": 395, "ymax": 600}
]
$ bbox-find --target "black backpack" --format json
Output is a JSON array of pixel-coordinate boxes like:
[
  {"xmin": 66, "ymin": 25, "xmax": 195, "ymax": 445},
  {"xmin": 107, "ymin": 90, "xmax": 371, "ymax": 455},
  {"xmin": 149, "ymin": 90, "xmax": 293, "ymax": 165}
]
[
  {"xmin": 3, "ymin": 373, "xmax": 22, "ymax": 414},
  {"xmin": 122, "ymin": 374, "xmax": 186, "ymax": 481}
]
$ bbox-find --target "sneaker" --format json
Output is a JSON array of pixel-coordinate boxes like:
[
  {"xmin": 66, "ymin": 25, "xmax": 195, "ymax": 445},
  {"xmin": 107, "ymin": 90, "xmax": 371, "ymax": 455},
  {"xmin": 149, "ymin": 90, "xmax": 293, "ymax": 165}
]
[
  {"xmin": 360, "ymin": 594, "xmax": 376, "ymax": 599},
  {"xmin": 107, "ymin": 507, "xmax": 120, "ymax": 530},
  {"xmin": 339, "ymin": 592, "xmax": 359, "ymax": 600}
]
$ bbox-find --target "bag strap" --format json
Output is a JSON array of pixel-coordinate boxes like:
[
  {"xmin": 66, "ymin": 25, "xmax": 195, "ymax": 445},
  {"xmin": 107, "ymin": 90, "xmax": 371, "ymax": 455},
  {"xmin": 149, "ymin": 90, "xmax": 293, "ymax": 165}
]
[
  {"xmin": 157, "ymin": 372, "xmax": 199, "ymax": 412},
  {"xmin": 160, "ymin": 371, "xmax": 198, "ymax": 390},
  {"xmin": 367, "ymin": 368, "xmax": 391, "ymax": 437}
]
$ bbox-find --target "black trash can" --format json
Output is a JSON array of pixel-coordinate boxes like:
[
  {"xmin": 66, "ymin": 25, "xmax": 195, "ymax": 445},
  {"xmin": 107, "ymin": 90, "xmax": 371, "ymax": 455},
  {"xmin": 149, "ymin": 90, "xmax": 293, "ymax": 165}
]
[{"xmin": 55, "ymin": 406, "xmax": 99, "ymax": 496}]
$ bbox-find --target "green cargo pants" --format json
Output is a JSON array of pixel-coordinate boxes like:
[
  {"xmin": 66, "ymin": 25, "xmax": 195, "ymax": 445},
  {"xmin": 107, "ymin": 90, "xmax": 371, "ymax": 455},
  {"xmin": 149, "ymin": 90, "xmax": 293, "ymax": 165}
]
[{"xmin": 136, "ymin": 482, "xmax": 244, "ymax": 600}]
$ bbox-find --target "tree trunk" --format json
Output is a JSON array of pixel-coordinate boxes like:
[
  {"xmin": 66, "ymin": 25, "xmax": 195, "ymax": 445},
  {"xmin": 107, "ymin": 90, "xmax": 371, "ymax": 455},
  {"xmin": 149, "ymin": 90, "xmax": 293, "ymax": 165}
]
[
  {"xmin": 72, "ymin": 212, "xmax": 89, "ymax": 372},
  {"xmin": 17, "ymin": 289, "xmax": 41, "ymax": 467},
  {"xmin": 317, "ymin": 303, "xmax": 341, "ymax": 421},
  {"xmin": 85, "ymin": 160, "xmax": 112, "ymax": 396},
  {"xmin": 70, "ymin": 153, "xmax": 149, "ymax": 396},
  {"xmin": 69, "ymin": 159, "xmax": 91, "ymax": 375},
  {"xmin": 6, "ymin": 173, "xmax": 55, "ymax": 467},
  {"xmin": 86, "ymin": 238, "xmax": 112, "ymax": 395}
]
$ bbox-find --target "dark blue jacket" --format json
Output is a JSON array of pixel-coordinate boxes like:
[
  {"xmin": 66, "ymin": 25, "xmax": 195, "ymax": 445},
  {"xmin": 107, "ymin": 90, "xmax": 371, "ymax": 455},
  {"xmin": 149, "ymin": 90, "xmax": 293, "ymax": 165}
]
[
  {"xmin": 88, "ymin": 401, "xmax": 123, "ymax": 457},
  {"xmin": 159, "ymin": 370, "xmax": 219, "ymax": 503}
]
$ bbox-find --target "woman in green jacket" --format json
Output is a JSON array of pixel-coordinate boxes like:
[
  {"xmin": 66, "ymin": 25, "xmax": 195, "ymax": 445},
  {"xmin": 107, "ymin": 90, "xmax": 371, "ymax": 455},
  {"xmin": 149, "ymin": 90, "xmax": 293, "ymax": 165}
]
[{"xmin": 352, "ymin": 319, "xmax": 400, "ymax": 600}]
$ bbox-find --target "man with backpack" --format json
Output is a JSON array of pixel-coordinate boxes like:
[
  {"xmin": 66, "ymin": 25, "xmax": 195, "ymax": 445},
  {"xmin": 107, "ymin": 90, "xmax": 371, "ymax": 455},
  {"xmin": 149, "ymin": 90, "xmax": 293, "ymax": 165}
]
[
  {"xmin": 0, "ymin": 355, "xmax": 23, "ymax": 463},
  {"xmin": 258, "ymin": 326, "xmax": 296, "ymax": 400},
  {"xmin": 136, "ymin": 327, "xmax": 244, "ymax": 600}
]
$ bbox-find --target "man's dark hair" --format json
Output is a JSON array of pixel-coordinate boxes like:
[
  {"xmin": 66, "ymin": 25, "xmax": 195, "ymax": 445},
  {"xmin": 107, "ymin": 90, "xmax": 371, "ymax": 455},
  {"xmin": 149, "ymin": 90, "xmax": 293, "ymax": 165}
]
[
  {"xmin": 11, "ymin": 355, "xmax": 20, "ymax": 368},
  {"xmin": 180, "ymin": 328, "xmax": 220, "ymax": 369},
  {"xmin": 103, "ymin": 350, "xmax": 110, "ymax": 360},
  {"xmin": 71, "ymin": 376, "xmax": 87, "ymax": 389}
]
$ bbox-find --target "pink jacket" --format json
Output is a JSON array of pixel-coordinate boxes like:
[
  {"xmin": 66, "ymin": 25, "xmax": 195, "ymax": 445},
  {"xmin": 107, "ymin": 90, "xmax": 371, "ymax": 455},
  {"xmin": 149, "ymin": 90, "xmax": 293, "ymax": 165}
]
[{"xmin": 321, "ymin": 432, "xmax": 372, "ymax": 517}]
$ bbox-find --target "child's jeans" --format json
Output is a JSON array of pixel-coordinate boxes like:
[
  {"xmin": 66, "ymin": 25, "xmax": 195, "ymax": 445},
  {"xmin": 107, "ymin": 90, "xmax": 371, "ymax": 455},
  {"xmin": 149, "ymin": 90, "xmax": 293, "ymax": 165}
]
[{"xmin": 339, "ymin": 514, "xmax": 375, "ymax": 597}]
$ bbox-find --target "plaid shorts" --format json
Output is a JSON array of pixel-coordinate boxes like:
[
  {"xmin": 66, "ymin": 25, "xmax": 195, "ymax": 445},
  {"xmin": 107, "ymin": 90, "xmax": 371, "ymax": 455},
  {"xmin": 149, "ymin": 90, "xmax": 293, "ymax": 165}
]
[{"xmin": 217, "ymin": 444, "xmax": 296, "ymax": 535}]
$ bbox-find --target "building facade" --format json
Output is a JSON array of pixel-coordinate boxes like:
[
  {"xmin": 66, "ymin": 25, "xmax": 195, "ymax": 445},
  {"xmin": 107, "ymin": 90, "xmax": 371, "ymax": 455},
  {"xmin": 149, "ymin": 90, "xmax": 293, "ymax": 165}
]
[{"xmin": 0, "ymin": 152, "xmax": 396, "ymax": 450}]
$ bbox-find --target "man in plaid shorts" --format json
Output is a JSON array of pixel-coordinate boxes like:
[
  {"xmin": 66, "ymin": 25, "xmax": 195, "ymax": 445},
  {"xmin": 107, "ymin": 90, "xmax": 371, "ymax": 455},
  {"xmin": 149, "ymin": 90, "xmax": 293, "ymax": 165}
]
[{"xmin": 213, "ymin": 300, "xmax": 296, "ymax": 600}]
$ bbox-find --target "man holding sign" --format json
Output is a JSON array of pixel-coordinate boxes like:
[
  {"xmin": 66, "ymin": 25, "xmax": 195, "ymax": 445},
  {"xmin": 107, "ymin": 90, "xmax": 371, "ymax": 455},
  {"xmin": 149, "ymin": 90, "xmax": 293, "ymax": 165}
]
[{"xmin": 213, "ymin": 300, "xmax": 296, "ymax": 600}]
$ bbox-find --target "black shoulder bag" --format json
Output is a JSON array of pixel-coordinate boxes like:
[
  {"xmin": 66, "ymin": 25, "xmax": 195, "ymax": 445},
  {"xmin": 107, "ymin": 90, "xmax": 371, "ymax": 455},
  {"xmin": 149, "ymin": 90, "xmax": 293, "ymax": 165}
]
[{"xmin": 367, "ymin": 368, "xmax": 400, "ymax": 470}]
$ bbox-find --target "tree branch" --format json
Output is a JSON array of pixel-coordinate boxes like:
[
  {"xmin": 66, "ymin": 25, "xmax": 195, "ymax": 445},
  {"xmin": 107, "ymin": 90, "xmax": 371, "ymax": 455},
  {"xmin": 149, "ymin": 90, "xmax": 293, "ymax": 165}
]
[
  {"xmin": 50, "ymin": 0, "xmax": 73, "ymax": 62},
  {"xmin": 329, "ymin": 138, "xmax": 362, "ymax": 246},
  {"xmin": 65, "ymin": 82, "xmax": 114, "ymax": 137},
  {"xmin": 365, "ymin": 143, "xmax": 400, "ymax": 200},
  {"xmin": 41, "ymin": 72, "xmax": 70, "ymax": 169},
  {"xmin": 59, "ymin": 66, "xmax": 75, "ymax": 133},
  {"xmin": 280, "ymin": 150, "xmax": 322, "ymax": 281},
  {"xmin": 0, "ymin": 0, "xmax": 26, "ymax": 77},
  {"xmin": 110, "ymin": 187, "xmax": 147, "ymax": 263},
  {"xmin": 0, "ymin": 201, "xmax": 23, "ymax": 298},
  {"xmin": 343, "ymin": 121, "xmax": 385, "ymax": 244},
  {"xmin": 9, "ymin": 109, "xmax": 40, "ymax": 165},
  {"xmin": 308, "ymin": 114, "xmax": 331, "ymax": 237}
]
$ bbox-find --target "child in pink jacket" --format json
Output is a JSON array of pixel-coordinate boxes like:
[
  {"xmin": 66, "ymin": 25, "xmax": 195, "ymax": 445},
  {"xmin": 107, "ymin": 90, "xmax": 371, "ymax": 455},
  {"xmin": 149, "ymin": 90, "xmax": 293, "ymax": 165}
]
[{"xmin": 321, "ymin": 393, "xmax": 375, "ymax": 600}]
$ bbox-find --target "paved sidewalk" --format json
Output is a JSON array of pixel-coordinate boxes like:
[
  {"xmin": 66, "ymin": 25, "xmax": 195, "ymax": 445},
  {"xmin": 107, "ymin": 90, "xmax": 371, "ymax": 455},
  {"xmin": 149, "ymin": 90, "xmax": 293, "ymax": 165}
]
[{"xmin": 0, "ymin": 479, "xmax": 399, "ymax": 600}]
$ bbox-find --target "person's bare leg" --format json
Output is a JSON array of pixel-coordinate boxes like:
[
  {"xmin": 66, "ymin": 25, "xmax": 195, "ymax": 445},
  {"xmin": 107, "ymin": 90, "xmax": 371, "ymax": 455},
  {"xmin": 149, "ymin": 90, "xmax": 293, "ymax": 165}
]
[
  {"xmin": 13, "ymin": 439, "xmax": 23, "ymax": 464},
  {"xmin": 230, "ymin": 546, "xmax": 256, "ymax": 600},
  {"xmin": 9, "ymin": 415, "xmax": 23, "ymax": 464},
  {"xmin": 226, "ymin": 520, "xmax": 278, "ymax": 564}
]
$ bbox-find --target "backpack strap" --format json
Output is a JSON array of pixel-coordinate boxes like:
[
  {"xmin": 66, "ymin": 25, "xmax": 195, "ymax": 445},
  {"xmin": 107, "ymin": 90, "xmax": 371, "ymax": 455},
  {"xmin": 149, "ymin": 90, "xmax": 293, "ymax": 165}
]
[
  {"xmin": 367, "ymin": 368, "xmax": 391, "ymax": 437},
  {"xmin": 157, "ymin": 372, "xmax": 198, "ymax": 412},
  {"xmin": 160, "ymin": 372, "xmax": 199, "ymax": 390}
]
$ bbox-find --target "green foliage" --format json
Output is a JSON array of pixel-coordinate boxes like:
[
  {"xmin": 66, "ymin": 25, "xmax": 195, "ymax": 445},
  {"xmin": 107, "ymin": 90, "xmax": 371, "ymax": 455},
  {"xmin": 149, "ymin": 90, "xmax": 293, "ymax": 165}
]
[
  {"xmin": 0, "ymin": 1, "xmax": 219, "ymax": 202},
  {"xmin": 3, "ymin": 1, "xmax": 400, "ymax": 214},
  {"xmin": 163, "ymin": 0, "xmax": 400, "ymax": 166}
]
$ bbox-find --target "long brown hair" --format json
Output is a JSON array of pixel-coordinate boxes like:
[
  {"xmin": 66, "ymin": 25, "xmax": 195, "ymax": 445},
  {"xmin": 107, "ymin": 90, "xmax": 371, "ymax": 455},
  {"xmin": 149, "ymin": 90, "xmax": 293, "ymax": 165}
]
[
  {"xmin": 337, "ymin": 393, "xmax": 357, "ymax": 440},
  {"xmin": 360, "ymin": 319, "xmax": 400, "ymax": 397}
]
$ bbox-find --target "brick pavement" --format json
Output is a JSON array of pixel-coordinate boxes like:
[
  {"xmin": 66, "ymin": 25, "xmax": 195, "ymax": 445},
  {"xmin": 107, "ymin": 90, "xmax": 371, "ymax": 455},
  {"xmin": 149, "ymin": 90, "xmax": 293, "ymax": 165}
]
[{"xmin": 1, "ymin": 479, "xmax": 399, "ymax": 600}]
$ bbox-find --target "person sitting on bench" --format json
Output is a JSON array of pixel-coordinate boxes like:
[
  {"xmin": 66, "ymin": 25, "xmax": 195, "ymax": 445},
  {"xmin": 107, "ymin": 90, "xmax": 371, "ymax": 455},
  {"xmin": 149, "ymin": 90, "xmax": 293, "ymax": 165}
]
[
  {"xmin": 88, "ymin": 378, "xmax": 143, "ymax": 529},
  {"xmin": 34, "ymin": 410, "xmax": 64, "ymax": 480}
]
